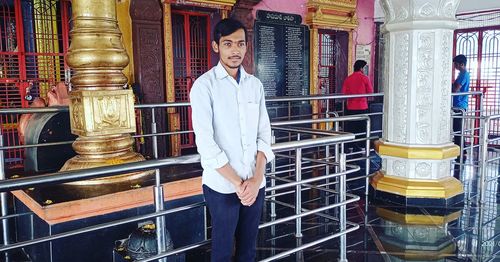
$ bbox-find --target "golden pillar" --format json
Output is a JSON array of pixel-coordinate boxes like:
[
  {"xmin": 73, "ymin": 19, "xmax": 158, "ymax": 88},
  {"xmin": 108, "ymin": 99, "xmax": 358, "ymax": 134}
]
[
  {"xmin": 60, "ymin": 0, "xmax": 152, "ymax": 187},
  {"xmin": 310, "ymin": 27, "xmax": 320, "ymax": 128},
  {"xmin": 162, "ymin": 1, "xmax": 181, "ymax": 156}
]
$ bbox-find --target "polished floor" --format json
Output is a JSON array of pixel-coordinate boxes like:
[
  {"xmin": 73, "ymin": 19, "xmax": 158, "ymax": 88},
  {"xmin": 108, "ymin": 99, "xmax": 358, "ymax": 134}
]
[{"xmin": 186, "ymin": 148, "xmax": 500, "ymax": 261}]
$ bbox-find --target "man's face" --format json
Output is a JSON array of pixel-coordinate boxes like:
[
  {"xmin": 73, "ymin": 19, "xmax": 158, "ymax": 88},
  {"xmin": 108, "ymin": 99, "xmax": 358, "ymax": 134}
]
[
  {"xmin": 454, "ymin": 62, "xmax": 464, "ymax": 71},
  {"xmin": 212, "ymin": 28, "xmax": 247, "ymax": 69}
]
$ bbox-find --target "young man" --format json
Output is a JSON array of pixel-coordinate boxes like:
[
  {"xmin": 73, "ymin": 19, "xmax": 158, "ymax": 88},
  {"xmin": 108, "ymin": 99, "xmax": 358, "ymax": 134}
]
[
  {"xmin": 189, "ymin": 18, "xmax": 274, "ymax": 261},
  {"xmin": 341, "ymin": 60, "xmax": 373, "ymax": 150},
  {"xmin": 451, "ymin": 55, "xmax": 470, "ymax": 159}
]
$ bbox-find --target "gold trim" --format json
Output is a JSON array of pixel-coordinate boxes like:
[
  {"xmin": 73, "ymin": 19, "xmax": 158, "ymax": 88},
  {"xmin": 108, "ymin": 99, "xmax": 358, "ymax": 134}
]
[
  {"xmin": 305, "ymin": 0, "xmax": 358, "ymax": 30},
  {"xmin": 381, "ymin": 241, "xmax": 456, "ymax": 261},
  {"xmin": 310, "ymin": 28, "xmax": 320, "ymax": 130},
  {"xmin": 117, "ymin": 0, "xmax": 134, "ymax": 84},
  {"xmin": 221, "ymin": 9, "xmax": 229, "ymax": 19},
  {"xmin": 171, "ymin": 0, "xmax": 236, "ymax": 8},
  {"xmin": 371, "ymin": 172, "xmax": 463, "ymax": 199},
  {"xmin": 163, "ymin": 2, "xmax": 175, "ymax": 105},
  {"xmin": 163, "ymin": 2, "xmax": 181, "ymax": 155},
  {"xmin": 375, "ymin": 140, "xmax": 460, "ymax": 160},
  {"xmin": 348, "ymin": 30, "xmax": 353, "ymax": 74},
  {"xmin": 376, "ymin": 207, "xmax": 461, "ymax": 225}
]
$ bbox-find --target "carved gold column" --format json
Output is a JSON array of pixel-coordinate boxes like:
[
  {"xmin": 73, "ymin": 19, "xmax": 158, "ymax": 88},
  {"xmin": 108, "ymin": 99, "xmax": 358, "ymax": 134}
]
[
  {"xmin": 60, "ymin": 0, "xmax": 152, "ymax": 187},
  {"xmin": 162, "ymin": 1, "xmax": 181, "ymax": 156},
  {"xmin": 310, "ymin": 27, "xmax": 320, "ymax": 128}
]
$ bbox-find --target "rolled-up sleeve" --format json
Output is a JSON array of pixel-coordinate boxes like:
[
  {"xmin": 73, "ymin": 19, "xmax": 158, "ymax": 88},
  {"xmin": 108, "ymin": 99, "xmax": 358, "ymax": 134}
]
[
  {"xmin": 190, "ymin": 80, "xmax": 229, "ymax": 169},
  {"xmin": 256, "ymin": 82, "xmax": 275, "ymax": 163}
]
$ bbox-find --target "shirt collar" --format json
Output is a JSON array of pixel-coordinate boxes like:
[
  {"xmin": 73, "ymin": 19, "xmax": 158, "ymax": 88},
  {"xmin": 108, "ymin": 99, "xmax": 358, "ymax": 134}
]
[{"xmin": 215, "ymin": 61, "xmax": 248, "ymax": 81}]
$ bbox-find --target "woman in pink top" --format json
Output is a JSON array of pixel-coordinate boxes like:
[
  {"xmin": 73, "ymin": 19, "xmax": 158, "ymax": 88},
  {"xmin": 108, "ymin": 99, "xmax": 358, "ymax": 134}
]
[{"xmin": 342, "ymin": 60, "xmax": 373, "ymax": 149}]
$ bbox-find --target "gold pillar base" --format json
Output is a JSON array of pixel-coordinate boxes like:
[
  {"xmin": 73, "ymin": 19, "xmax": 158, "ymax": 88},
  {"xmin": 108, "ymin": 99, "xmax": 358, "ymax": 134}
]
[
  {"xmin": 376, "ymin": 207, "xmax": 461, "ymax": 225},
  {"xmin": 371, "ymin": 172, "xmax": 464, "ymax": 207},
  {"xmin": 59, "ymin": 134, "xmax": 154, "ymax": 188}
]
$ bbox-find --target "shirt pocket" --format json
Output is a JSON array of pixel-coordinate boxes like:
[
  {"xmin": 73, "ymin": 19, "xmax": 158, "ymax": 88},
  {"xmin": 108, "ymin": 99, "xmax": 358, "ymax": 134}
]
[{"xmin": 246, "ymin": 102, "xmax": 260, "ymax": 144}]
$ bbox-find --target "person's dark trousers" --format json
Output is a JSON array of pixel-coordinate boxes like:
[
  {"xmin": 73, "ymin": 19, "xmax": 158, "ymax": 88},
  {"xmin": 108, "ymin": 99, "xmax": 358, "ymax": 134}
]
[
  {"xmin": 344, "ymin": 109, "xmax": 369, "ymax": 149},
  {"xmin": 452, "ymin": 109, "xmax": 466, "ymax": 179},
  {"xmin": 203, "ymin": 185, "xmax": 265, "ymax": 262},
  {"xmin": 452, "ymin": 109, "xmax": 466, "ymax": 161}
]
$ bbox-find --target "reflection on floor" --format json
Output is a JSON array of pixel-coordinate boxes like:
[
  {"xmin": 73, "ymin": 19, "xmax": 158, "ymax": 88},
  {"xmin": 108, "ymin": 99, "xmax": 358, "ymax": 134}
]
[{"xmin": 186, "ymin": 148, "xmax": 500, "ymax": 261}]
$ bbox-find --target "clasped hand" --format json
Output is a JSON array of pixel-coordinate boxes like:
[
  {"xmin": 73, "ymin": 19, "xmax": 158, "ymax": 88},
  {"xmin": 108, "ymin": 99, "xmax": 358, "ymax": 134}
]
[{"xmin": 236, "ymin": 176, "xmax": 261, "ymax": 206}]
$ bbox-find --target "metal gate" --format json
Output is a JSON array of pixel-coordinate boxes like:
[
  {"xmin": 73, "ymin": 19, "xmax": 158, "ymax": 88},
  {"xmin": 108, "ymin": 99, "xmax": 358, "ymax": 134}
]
[
  {"xmin": 318, "ymin": 30, "xmax": 348, "ymax": 114},
  {"xmin": 172, "ymin": 11, "xmax": 210, "ymax": 149},
  {"xmin": 454, "ymin": 26, "xmax": 500, "ymax": 140},
  {"xmin": 0, "ymin": 0, "xmax": 70, "ymax": 166}
]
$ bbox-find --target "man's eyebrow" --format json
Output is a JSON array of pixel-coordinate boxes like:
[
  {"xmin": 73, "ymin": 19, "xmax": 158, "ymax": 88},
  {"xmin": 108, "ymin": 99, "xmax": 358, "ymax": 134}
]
[{"xmin": 221, "ymin": 39, "xmax": 245, "ymax": 43}]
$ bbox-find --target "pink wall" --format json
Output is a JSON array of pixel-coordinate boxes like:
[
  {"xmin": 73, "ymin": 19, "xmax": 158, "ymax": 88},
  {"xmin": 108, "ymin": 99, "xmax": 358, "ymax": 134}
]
[
  {"xmin": 252, "ymin": 0, "xmax": 307, "ymax": 23},
  {"xmin": 251, "ymin": 0, "xmax": 377, "ymax": 86},
  {"xmin": 354, "ymin": 0, "xmax": 376, "ymax": 84}
]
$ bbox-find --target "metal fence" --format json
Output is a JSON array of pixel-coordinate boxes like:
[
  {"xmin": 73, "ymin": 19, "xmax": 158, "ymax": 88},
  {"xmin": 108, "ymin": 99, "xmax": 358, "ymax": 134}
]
[{"xmin": 0, "ymin": 93, "xmax": 380, "ymax": 261}]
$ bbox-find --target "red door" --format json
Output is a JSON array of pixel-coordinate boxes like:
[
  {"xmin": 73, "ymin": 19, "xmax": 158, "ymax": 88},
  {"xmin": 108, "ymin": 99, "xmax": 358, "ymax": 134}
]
[
  {"xmin": 0, "ymin": 0, "xmax": 70, "ymax": 166},
  {"xmin": 172, "ymin": 11, "xmax": 210, "ymax": 149}
]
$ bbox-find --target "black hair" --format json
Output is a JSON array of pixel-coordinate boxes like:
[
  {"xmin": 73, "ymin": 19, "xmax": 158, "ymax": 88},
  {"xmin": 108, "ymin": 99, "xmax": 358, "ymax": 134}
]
[
  {"xmin": 453, "ymin": 54, "xmax": 467, "ymax": 66},
  {"xmin": 213, "ymin": 18, "xmax": 247, "ymax": 44},
  {"xmin": 354, "ymin": 60, "xmax": 367, "ymax": 72}
]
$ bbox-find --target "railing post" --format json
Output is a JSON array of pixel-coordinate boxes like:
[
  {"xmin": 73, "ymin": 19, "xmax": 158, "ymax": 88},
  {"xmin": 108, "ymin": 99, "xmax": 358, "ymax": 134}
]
[
  {"xmin": 339, "ymin": 146, "xmax": 347, "ymax": 262},
  {"xmin": 270, "ymin": 131, "xmax": 276, "ymax": 218},
  {"xmin": 152, "ymin": 108, "xmax": 168, "ymax": 260},
  {"xmin": 0, "ymin": 131, "xmax": 10, "ymax": 248},
  {"xmin": 365, "ymin": 117, "xmax": 371, "ymax": 196},
  {"xmin": 295, "ymin": 146, "xmax": 303, "ymax": 238},
  {"xmin": 334, "ymin": 122, "xmax": 340, "ymax": 218},
  {"xmin": 459, "ymin": 108, "xmax": 466, "ymax": 175},
  {"xmin": 479, "ymin": 117, "xmax": 489, "ymax": 204}
]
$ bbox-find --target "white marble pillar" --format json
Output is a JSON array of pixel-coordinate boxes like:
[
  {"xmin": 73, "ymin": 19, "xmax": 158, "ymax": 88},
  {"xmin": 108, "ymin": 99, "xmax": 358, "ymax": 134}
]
[{"xmin": 372, "ymin": 0, "xmax": 463, "ymax": 206}]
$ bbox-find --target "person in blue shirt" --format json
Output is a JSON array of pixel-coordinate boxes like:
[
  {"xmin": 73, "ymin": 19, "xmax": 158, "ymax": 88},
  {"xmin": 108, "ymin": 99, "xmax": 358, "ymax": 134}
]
[{"xmin": 452, "ymin": 54, "xmax": 470, "ymax": 167}]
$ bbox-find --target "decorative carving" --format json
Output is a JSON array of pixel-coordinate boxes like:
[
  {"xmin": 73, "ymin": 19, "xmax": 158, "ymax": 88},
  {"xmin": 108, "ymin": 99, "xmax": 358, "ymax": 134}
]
[
  {"xmin": 69, "ymin": 90, "xmax": 136, "ymax": 136},
  {"xmin": 415, "ymin": 162, "xmax": 431, "ymax": 178},
  {"xmin": 440, "ymin": 32, "xmax": 453, "ymax": 142},
  {"xmin": 393, "ymin": 32, "xmax": 409, "ymax": 143},
  {"xmin": 395, "ymin": 6, "xmax": 409, "ymax": 21},
  {"xmin": 382, "ymin": 33, "xmax": 390, "ymax": 140},
  {"xmin": 72, "ymin": 97, "xmax": 84, "ymax": 130},
  {"xmin": 306, "ymin": 0, "xmax": 358, "ymax": 29},
  {"xmin": 413, "ymin": 227, "xmax": 431, "ymax": 241},
  {"xmin": 415, "ymin": 32, "xmax": 434, "ymax": 143},
  {"xmin": 441, "ymin": 0, "xmax": 459, "ymax": 18},
  {"xmin": 391, "ymin": 225, "xmax": 403, "ymax": 236},
  {"xmin": 418, "ymin": 3, "xmax": 435, "ymax": 17},
  {"xmin": 380, "ymin": 0, "xmax": 394, "ymax": 23},
  {"xmin": 130, "ymin": 0, "xmax": 162, "ymax": 21},
  {"xmin": 382, "ymin": 0, "xmax": 460, "ymax": 23},
  {"xmin": 131, "ymin": 0, "xmax": 167, "ymax": 158},
  {"xmin": 393, "ymin": 160, "xmax": 407, "ymax": 176}
]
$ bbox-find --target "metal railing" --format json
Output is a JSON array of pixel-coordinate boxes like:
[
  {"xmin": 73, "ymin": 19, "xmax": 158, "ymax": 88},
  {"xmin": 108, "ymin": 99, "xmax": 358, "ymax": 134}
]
[{"xmin": 0, "ymin": 133, "xmax": 359, "ymax": 261}]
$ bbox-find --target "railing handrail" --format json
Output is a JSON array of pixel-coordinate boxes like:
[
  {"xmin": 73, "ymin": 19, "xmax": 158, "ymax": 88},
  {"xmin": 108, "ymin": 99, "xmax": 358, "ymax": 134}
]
[
  {"xmin": 0, "ymin": 135, "xmax": 354, "ymax": 192},
  {"xmin": 0, "ymin": 91, "xmax": 484, "ymax": 115},
  {"xmin": 0, "ymin": 155, "xmax": 200, "ymax": 192},
  {"xmin": 451, "ymin": 91, "xmax": 483, "ymax": 96},
  {"xmin": 0, "ymin": 93, "xmax": 384, "ymax": 115},
  {"xmin": 271, "ymin": 115, "xmax": 371, "ymax": 127}
]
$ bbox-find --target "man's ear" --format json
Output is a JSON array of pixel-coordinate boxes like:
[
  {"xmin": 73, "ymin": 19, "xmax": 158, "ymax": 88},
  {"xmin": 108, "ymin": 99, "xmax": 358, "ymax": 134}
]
[{"xmin": 212, "ymin": 41, "xmax": 219, "ymax": 53}]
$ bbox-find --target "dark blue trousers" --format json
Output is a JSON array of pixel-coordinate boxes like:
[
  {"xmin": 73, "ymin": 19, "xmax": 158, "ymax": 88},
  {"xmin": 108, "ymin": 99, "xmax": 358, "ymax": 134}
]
[{"xmin": 203, "ymin": 185, "xmax": 265, "ymax": 262}]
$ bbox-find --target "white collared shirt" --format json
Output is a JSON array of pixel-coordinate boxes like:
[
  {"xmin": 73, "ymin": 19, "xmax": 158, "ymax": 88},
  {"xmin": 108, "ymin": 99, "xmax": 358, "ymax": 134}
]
[{"xmin": 190, "ymin": 62, "xmax": 275, "ymax": 194}]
